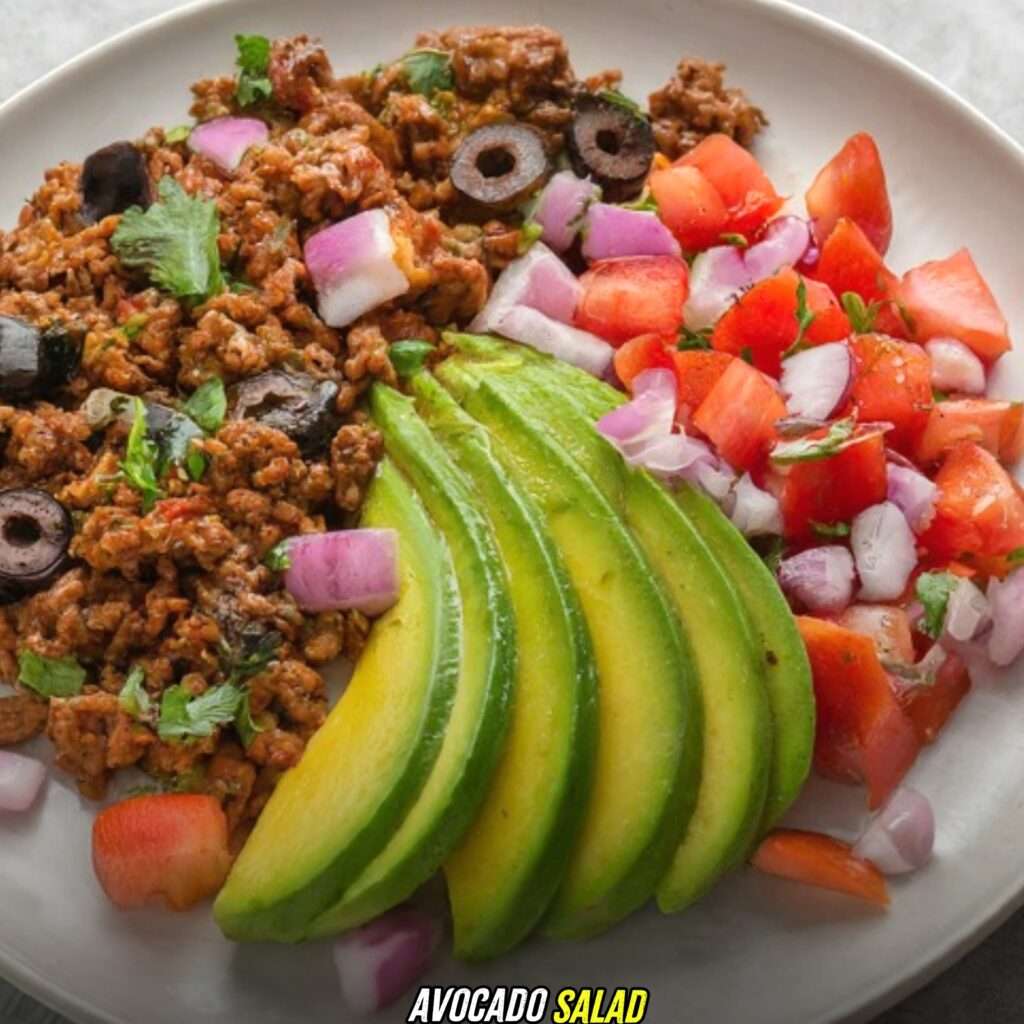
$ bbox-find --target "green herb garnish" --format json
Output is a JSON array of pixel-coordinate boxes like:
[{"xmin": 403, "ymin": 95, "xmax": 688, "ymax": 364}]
[
  {"xmin": 183, "ymin": 378, "xmax": 227, "ymax": 434},
  {"xmin": 234, "ymin": 34, "xmax": 273, "ymax": 107},
  {"xmin": 1008, "ymin": 546, "xmax": 1024, "ymax": 564},
  {"xmin": 222, "ymin": 629, "xmax": 283, "ymax": 686},
  {"xmin": 120, "ymin": 398, "xmax": 162, "ymax": 510},
  {"xmin": 517, "ymin": 220, "xmax": 544, "ymax": 254},
  {"xmin": 598, "ymin": 89, "xmax": 648, "ymax": 121},
  {"xmin": 677, "ymin": 327, "xmax": 712, "ymax": 351},
  {"xmin": 810, "ymin": 520, "xmax": 852, "ymax": 539},
  {"xmin": 389, "ymin": 340, "xmax": 435, "ymax": 377},
  {"xmin": 164, "ymin": 124, "xmax": 192, "ymax": 145},
  {"xmin": 932, "ymin": 387, "xmax": 950, "ymax": 403},
  {"xmin": 754, "ymin": 535, "xmax": 785, "ymax": 574},
  {"xmin": 739, "ymin": 346, "xmax": 755, "ymax": 365},
  {"xmin": 400, "ymin": 49, "xmax": 454, "ymax": 97},
  {"xmin": 263, "ymin": 540, "xmax": 293, "ymax": 571},
  {"xmin": 720, "ymin": 232, "xmax": 749, "ymax": 249},
  {"xmin": 235, "ymin": 690, "xmax": 264, "ymax": 748},
  {"xmin": 118, "ymin": 665, "xmax": 152, "ymax": 719},
  {"xmin": 771, "ymin": 417, "xmax": 857, "ymax": 465},
  {"xmin": 622, "ymin": 193, "xmax": 659, "ymax": 214},
  {"xmin": 121, "ymin": 314, "xmax": 148, "ymax": 340},
  {"xmin": 782, "ymin": 278, "xmax": 818, "ymax": 359},
  {"xmin": 840, "ymin": 291, "xmax": 879, "ymax": 334},
  {"xmin": 915, "ymin": 571, "xmax": 959, "ymax": 639},
  {"xmin": 17, "ymin": 650, "xmax": 87, "ymax": 699},
  {"xmin": 158, "ymin": 684, "xmax": 244, "ymax": 741}
]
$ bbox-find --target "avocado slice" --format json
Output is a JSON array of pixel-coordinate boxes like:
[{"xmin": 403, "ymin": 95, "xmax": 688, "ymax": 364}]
[
  {"xmin": 446, "ymin": 346, "xmax": 772, "ymax": 910},
  {"xmin": 410, "ymin": 372, "xmax": 599, "ymax": 959},
  {"xmin": 305, "ymin": 384, "xmax": 516, "ymax": 937},
  {"xmin": 214, "ymin": 459, "xmax": 461, "ymax": 941},
  {"xmin": 436, "ymin": 361, "xmax": 701, "ymax": 938}
]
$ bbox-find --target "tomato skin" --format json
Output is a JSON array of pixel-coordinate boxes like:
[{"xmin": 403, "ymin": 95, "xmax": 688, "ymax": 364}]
[
  {"xmin": 752, "ymin": 829, "xmax": 889, "ymax": 907},
  {"xmin": 849, "ymin": 335, "xmax": 933, "ymax": 453},
  {"xmin": 914, "ymin": 398, "xmax": 1024, "ymax": 466},
  {"xmin": 672, "ymin": 349, "xmax": 734, "ymax": 417},
  {"xmin": 805, "ymin": 132, "xmax": 893, "ymax": 255},
  {"xmin": 676, "ymin": 133, "xmax": 784, "ymax": 236},
  {"xmin": 92, "ymin": 795, "xmax": 231, "ymax": 911},
  {"xmin": 157, "ymin": 497, "xmax": 211, "ymax": 522},
  {"xmin": 901, "ymin": 248, "xmax": 1011, "ymax": 364},
  {"xmin": 780, "ymin": 430, "xmax": 889, "ymax": 540},
  {"xmin": 575, "ymin": 256, "xmax": 689, "ymax": 346},
  {"xmin": 649, "ymin": 165, "xmax": 729, "ymax": 252},
  {"xmin": 896, "ymin": 653, "xmax": 971, "ymax": 746},
  {"xmin": 796, "ymin": 616, "xmax": 919, "ymax": 809},
  {"xmin": 612, "ymin": 333, "xmax": 675, "ymax": 390},
  {"xmin": 692, "ymin": 357, "xmax": 787, "ymax": 471},
  {"xmin": 803, "ymin": 277, "xmax": 854, "ymax": 345}
]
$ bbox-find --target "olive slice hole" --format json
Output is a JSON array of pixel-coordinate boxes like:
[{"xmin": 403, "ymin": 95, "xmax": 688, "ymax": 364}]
[
  {"xmin": 4, "ymin": 515, "xmax": 42, "ymax": 548},
  {"xmin": 476, "ymin": 147, "xmax": 517, "ymax": 178},
  {"xmin": 596, "ymin": 129, "xmax": 623, "ymax": 155}
]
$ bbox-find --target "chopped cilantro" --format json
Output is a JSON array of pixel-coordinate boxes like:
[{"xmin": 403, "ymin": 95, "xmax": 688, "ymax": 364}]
[
  {"xmin": 183, "ymin": 377, "xmax": 227, "ymax": 434},
  {"xmin": 158, "ymin": 683, "xmax": 243, "ymax": 741},
  {"xmin": 164, "ymin": 124, "xmax": 192, "ymax": 145},
  {"xmin": 739, "ymin": 346, "xmax": 755, "ymax": 365},
  {"xmin": 151, "ymin": 409, "xmax": 204, "ymax": 481},
  {"xmin": 811, "ymin": 520, "xmax": 852, "ymax": 539},
  {"xmin": 17, "ymin": 650, "xmax": 86, "ymax": 699},
  {"xmin": 622, "ymin": 193, "xmax": 659, "ymax": 213},
  {"xmin": 263, "ymin": 540, "xmax": 293, "ymax": 571},
  {"xmin": 598, "ymin": 89, "xmax": 648, "ymax": 121},
  {"xmin": 121, "ymin": 314, "xmax": 148, "ymax": 340},
  {"xmin": 771, "ymin": 417, "xmax": 856, "ymax": 465},
  {"xmin": 222, "ymin": 629, "xmax": 283, "ymax": 685},
  {"xmin": 1008, "ymin": 546, "xmax": 1024, "ymax": 563},
  {"xmin": 915, "ymin": 570, "xmax": 958, "ymax": 639},
  {"xmin": 234, "ymin": 34, "xmax": 273, "ymax": 107},
  {"xmin": 840, "ymin": 291, "xmax": 879, "ymax": 334},
  {"xmin": 389, "ymin": 339, "xmax": 434, "ymax": 377},
  {"xmin": 720, "ymin": 232, "xmax": 749, "ymax": 249},
  {"xmin": 118, "ymin": 665, "xmax": 152, "ymax": 720},
  {"xmin": 185, "ymin": 448, "xmax": 207, "ymax": 481},
  {"xmin": 782, "ymin": 278, "xmax": 818, "ymax": 359},
  {"xmin": 932, "ymin": 387, "xmax": 950, "ymax": 403},
  {"xmin": 111, "ymin": 178, "xmax": 224, "ymax": 303},
  {"xmin": 400, "ymin": 49, "xmax": 454, "ymax": 97},
  {"xmin": 120, "ymin": 398, "xmax": 162, "ymax": 510},
  {"xmin": 757, "ymin": 535, "xmax": 785, "ymax": 574},
  {"xmin": 517, "ymin": 220, "xmax": 544, "ymax": 254},
  {"xmin": 235, "ymin": 690, "xmax": 264, "ymax": 748},
  {"xmin": 677, "ymin": 327, "xmax": 712, "ymax": 351}
]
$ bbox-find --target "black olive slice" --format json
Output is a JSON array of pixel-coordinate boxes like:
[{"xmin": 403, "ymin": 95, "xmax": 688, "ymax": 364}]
[
  {"xmin": 566, "ymin": 93, "xmax": 656, "ymax": 202},
  {"xmin": 450, "ymin": 123, "xmax": 549, "ymax": 210},
  {"xmin": 0, "ymin": 489, "xmax": 72, "ymax": 603},
  {"xmin": 230, "ymin": 371, "xmax": 340, "ymax": 456},
  {"xmin": 0, "ymin": 317, "xmax": 82, "ymax": 402},
  {"xmin": 80, "ymin": 141, "xmax": 152, "ymax": 224}
]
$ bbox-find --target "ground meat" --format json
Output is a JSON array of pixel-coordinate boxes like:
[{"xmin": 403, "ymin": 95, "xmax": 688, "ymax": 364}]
[
  {"xmin": 269, "ymin": 35, "xmax": 334, "ymax": 113},
  {"xmin": 205, "ymin": 741, "xmax": 257, "ymax": 833},
  {"xmin": 648, "ymin": 58, "xmax": 767, "ymax": 159},
  {"xmin": 0, "ymin": 693, "xmax": 49, "ymax": 746},
  {"xmin": 331, "ymin": 421, "xmax": 384, "ymax": 511}
]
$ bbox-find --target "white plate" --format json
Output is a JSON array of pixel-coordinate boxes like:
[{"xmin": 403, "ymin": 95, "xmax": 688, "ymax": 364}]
[{"xmin": 2, "ymin": 2, "xmax": 1023, "ymax": 1022}]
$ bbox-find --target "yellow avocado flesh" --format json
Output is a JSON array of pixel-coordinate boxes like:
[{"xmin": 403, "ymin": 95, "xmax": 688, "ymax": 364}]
[
  {"xmin": 438, "ymin": 361, "xmax": 699, "ymax": 939},
  {"xmin": 214, "ymin": 460, "xmax": 460, "ymax": 941},
  {"xmin": 413, "ymin": 372, "xmax": 598, "ymax": 959}
]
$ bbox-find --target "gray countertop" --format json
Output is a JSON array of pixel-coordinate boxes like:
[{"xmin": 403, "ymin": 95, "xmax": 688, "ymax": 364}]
[{"xmin": 1, "ymin": 1, "xmax": 1023, "ymax": 1022}]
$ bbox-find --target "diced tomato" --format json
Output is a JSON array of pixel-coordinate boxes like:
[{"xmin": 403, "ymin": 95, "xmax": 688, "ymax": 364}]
[
  {"xmin": 672, "ymin": 349, "xmax": 734, "ymax": 417},
  {"xmin": 157, "ymin": 496, "xmax": 211, "ymax": 522},
  {"xmin": 613, "ymin": 333, "xmax": 675, "ymax": 390},
  {"xmin": 711, "ymin": 269, "xmax": 850, "ymax": 376},
  {"xmin": 92, "ymin": 794, "xmax": 231, "ymax": 911},
  {"xmin": 649, "ymin": 165, "xmax": 730, "ymax": 252},
  {"xmin": 780, "ymin": 429, "xmax": 889, "ymax": 540},
  {"xmin": 805, "ymin": 132, "xmax": 893, "ymax": 255},
  {"xmin": 838, "ymin": 604, "xmax": 915, "ymax": 664},
  {"xmin": 896, "ymin": 653, "xmax": 971, "ymax": 745},
  {"xmin": 918, "ymin": 442, "xmax": 1024, "ymax": 575},
  {"xmin": 849, "ymin": 335, "xmax": 932, "ymax": 453},
  {"xmin": 676, "ymin": 134, "xmax": 784, "ymax": 237},
  {"xmin": 901, "ymin": 248, "xmax": 1011, "ymax": 364},
  {"xmin": 914, "ymin": 399, "xmax": 1024, "ymax": 466},
  {"xmin": 692, "ymin": 357, "xmax": 787, "ymax": 471},
  {"xmin": 752, "ymin": 829, "xmax": 889, "ymax": 907},
  {"xmin": 575, "ymin": 256, "xmax": 689, "ymax": 346},
  {"xmin": 797, "ymin": 616, "xmax": 919, "ymax": 809}
]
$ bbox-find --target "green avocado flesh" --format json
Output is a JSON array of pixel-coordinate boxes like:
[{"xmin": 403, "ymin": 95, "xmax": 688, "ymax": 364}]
[
  {"xmin": 411, "ymin": 372, "xmax": 599, "ymax": 959},
  {"xmin": 214, "ymin": 460, "xmax": 461, "ymax": 941},
  {"xmin": 305, "ymin": 384, "xmax": 516, "ymax": 937},
  {"xmin": 436, "ymin": 359, "xmax": 700, "ymax": 938},
  {"xmin": 447, "ymin": 342, "xmax": 773, "ymax": 910}
]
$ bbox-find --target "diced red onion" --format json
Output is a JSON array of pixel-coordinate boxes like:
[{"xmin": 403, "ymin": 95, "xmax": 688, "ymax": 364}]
[
  {"xmin": 531, "ymin": 171, "xmax": 601, "ymax": 253},
  {"xmin": 986, "ymin": 568, "xmax": 1024, "ymax": 667},
  {"xmin": 683, "ymin": 246, "xmax": 753, "ymax": 332},
  {"xmin": 284, "ymin": 529, "xmax": 399, "ymax": 616},
  {"xmin": 622, "ymin": 432, "xmax": 715, "ymax": 479},
  {"xmin": 469, "ymin": 242, "xmax": 581, "ymax": 332},
  {"xmin": 304, "ymin": 209, "xmax": 410, "ymax": 328},
  {"xmin": 744, "ymin": 216, "xmax": 812, "ymax": 281},
  {"xmin": 778, "ymin": 545, "xmax": 856, "ymax": 613},
  {"xmin": 596, "ymin": 368, "xmax": 677, "ymax": 452},
  {"xmin": 780, "ymin": 342, "xmax": 854, "ymax": 420},
  {"xmin": 853, "ymin": 787, "xmax": 934, "ymax": 875},
  {"xmin": 687, "ymin": 459, "xmax": 737, "ymax": 504},
  {"xmin": 885, "ymin": 464, "xmax": 937, "ymax": 534},
  {"xmin": 840, "ymin": 603, "xmax": 915, "ymax": 663},
  {"xmin": 925, "ymin": 337, "xmax": 986, "ymax": 396},
  {"xmin": 187, "ymin": 116, "xmax": 269, "ymax": 174},
  {"xmin": 852, "ymin": 502, "xmax": 917, "ymax": 602},
  {"xmin": 730, "ymin": 472, "xmax": 782, "ymax": 537},
  {"xmin": 333, "ymin": 906, "xmax": 441, "ymax": 1014},
  {"xmin": 581, "ymin": 203, "xmax": 681, "ymax": 262},
  {"xmin": 944, "ymin": 577, "xmax": 990, "ymax": 643},
  {"xmin": 0, "ymin": 751, "xmax": 46, "ymax": 812},
  {"xmin": 490, "ymin": 306, "xmax": 612, "ymax": 377}
]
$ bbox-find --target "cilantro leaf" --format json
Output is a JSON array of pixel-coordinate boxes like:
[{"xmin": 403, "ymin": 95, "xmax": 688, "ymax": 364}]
[
  {"xmin": 234, "ymin": 34, "xmax": 273, "ymax": 107},
  {"xmin": 720, "ymin": 232, "xmax": 749, "ymax": 248},
  {"xmin": 222, "ymin": 629, "xmax": 283, "ymax": 685},
  {"xmin": 771, "ymin": 417, "xmax": 857, "ymax": 465},
  {"xmin": 389, "ymin": 340, "xmax": 434, "ymax": 377},
  {"xmin": 757, "ymin": 535, "xmax": 785, "ymax": 574},
  {"xmin": 118, "ymin": 665, "xmax": 152, "ymax": 720},
  {"xmin": 120, "ymin": 398, "xmax": 162, "ymax": 510},
  {"xmin": 678, "ymin": 327, "xmax": 712, "ymax": 351},
  {"xmin": 811, "ymin": 520, "xmax": 852, "ymax": 539},
  {"xmin": 17, "ymin": 650, "xmax": 87, "ymax": 699},
  {"xmin": 158, "ymin": 683, "xmax": 243, "ymax": 741},
  {"xmin": 111, "ymin": 178, "xmax": 224, "ymax": 302},
  {"xmin": 517, "ymin": 221, "xmax": 544, "ymax": 254},
  {"xmin": 263, "ymin": 540, "xmax": 293, "ymax": 571},
  {"xmin": 164, "ymin": 124, "xmax": 192, "ymax": 144},
  {"xmin": 932, "ymin": 387, "xmax": 950, "ymax": 403},
  {"xmin": 121, "ymin": 314, "xmax": 148, "ymax": 340},
  {"xmin": 235, "ymin": 690, "xmax": 265, "ymax": 748},
  {"xmin": 598, "ymin": 89, "xmax": 648, "ymax": 121},
  {"xmin": 915, "ymin": 571, "xmax": 959, "ymax": 639},
  {"xmin": 840, "ymin": 291, "xmax": 879, "ymax": 334},
  {"xmin": 739, "ymin": 346, "xmax": 755, "ymax": 364},
  {"xmin": 400, "ymin": 49, "xmax": 454, "ymax": 97},
  {"xmin": 622, "ymin": 193, "xmax": 659, "ymax": 213},
  {"xmin": 782, "ymin": 278, "xmax": 818, "ymax": 359},
  {"xmin": 183, "ymin": 378, "xmax": 227, "ymax": 433},
  {"xmin": 1008, "ymin": 546, "xmax": 1024, "ymax": 564}
]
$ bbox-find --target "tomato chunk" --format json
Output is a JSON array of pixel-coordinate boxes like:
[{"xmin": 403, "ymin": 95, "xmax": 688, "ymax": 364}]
[
  {"xmin": 92, "ymin": 794, "xmax": 231, "ymax": 911},
  {"xmin": 649, "ymin": 165, "xmax": 729, "ymax": 252},
  {"xmin": 613, "ymin": 333, "xmax": 675, "ymax": 390},
  {"xmin": 914, "ymin": 399, "xmax": 1024, "ymax": 466},
  {"xmin": 896, "ymin": 653, "xmax": 971, "ymax": 746},
  {"xmin": 838, "ymin": 604, "xmax": 916, "ymax": 664},
  {"xmin": 676, "ymin": 134, "xmax": 784, "ymax": 237},
  {"xmin": 901, "ymin": 248, "xmax": 1011, "ymax": 364},
  {"xmin": 752, "ymin": 829, "xmax": 889, "ymax": 907},
  {"xmin": 692, "ymin": 357, "xmax": 787, "ymax": 471},
  {"xmin": 797, "ymin": 616, "xmax": 919, "ymax": 809},
  {"xmin": 849, "ymin": 335, "xmax": 932, "ymax": 453},
  {"xmin": 805, "ymin": 132, "xmax": 893, "ymax": 255},
  {"xmin": 575, "ymin": 256, "xmax": 689, "ymax": 346},
  {"xmin": 672, "ymin": 349, "xmax": 734, "ymax": 417}
]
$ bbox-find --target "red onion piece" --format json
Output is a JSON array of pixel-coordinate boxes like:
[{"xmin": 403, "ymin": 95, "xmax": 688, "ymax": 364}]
[
  {"xmin": 491, "ymin": 305, "xmax": 612, "ymax": 377},
  {"xmin": 581, "ymin": 203, "xmax": 681, "ymax": 262},
  {"xmin": 925, "ymin": 337, "xmax": 986, "ymax": 396},
  {"xmin": 596, "ymin": 368, "xmax": 677, "ymax": 452},
  {"xmin": 780, "ymin": 342, "xmax": 854, "ymax": 420},
  {"xmin": 304, "ymin": 210, "xmax": 410, "ymax": 328},
  {"xmin": 624, "ymin": 432, "xmax": 715, "ymax": 478},
  {"xmin": 284, "ymin": 528, "xmax": 399, "ymax": 615},
  {"xmin": 944, "ymin": 577, "xmax": 990, "ymax": 643},
  {"xmin": 683, "ymin": 245, "xmax": 753, "ymax": 331},
  {"xmin": 778, "ymin": 545, "xmax": 856, "ymax": 613},
  {"xmin": 730, "ymin": 472, "xmax": 782, "ymax": 537},
  {"xmin": 0, "ymin": 751, "xmax": 46, "ymax": 812},
  {"xmin": 532, "ymin": 171, "xmax": 601, "ymax": 253},
  {"xmin": 853, "ymin": 787, "xmax": 935, "ymax": 875},
  {"xmin": 851, "ymin": 502, "xmax": 917, "ymax": 602},
  {"xmin": 470, "ymin": 243, "xmax": 581, "ymax": 332},
  {"xmin": 744, "ymin": 216, "xmax": 812, "ymax": 281},
  {"xmin": 333, "ymin": 906, "xmax": 441, "ymax": 1014},
  {"xmin": 840, "ymin": 603, "xmax": 916, "ymax": 663},
  {"xmin": 986, "ymin": 568, "xmax": 1024, "ymax": 667},
  {"xmin": 187, "ymin": 116, "xmax": 269, "ymax": 174},
  {"xmin": 885, "ymin": 463, "xmax": 937, "ymax": 534}
]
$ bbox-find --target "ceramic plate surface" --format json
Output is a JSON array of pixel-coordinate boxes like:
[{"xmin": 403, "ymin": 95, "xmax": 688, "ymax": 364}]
[{"xmin": 2, "ymin": 2, "xmax": 1023, "ymax": 1022}]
